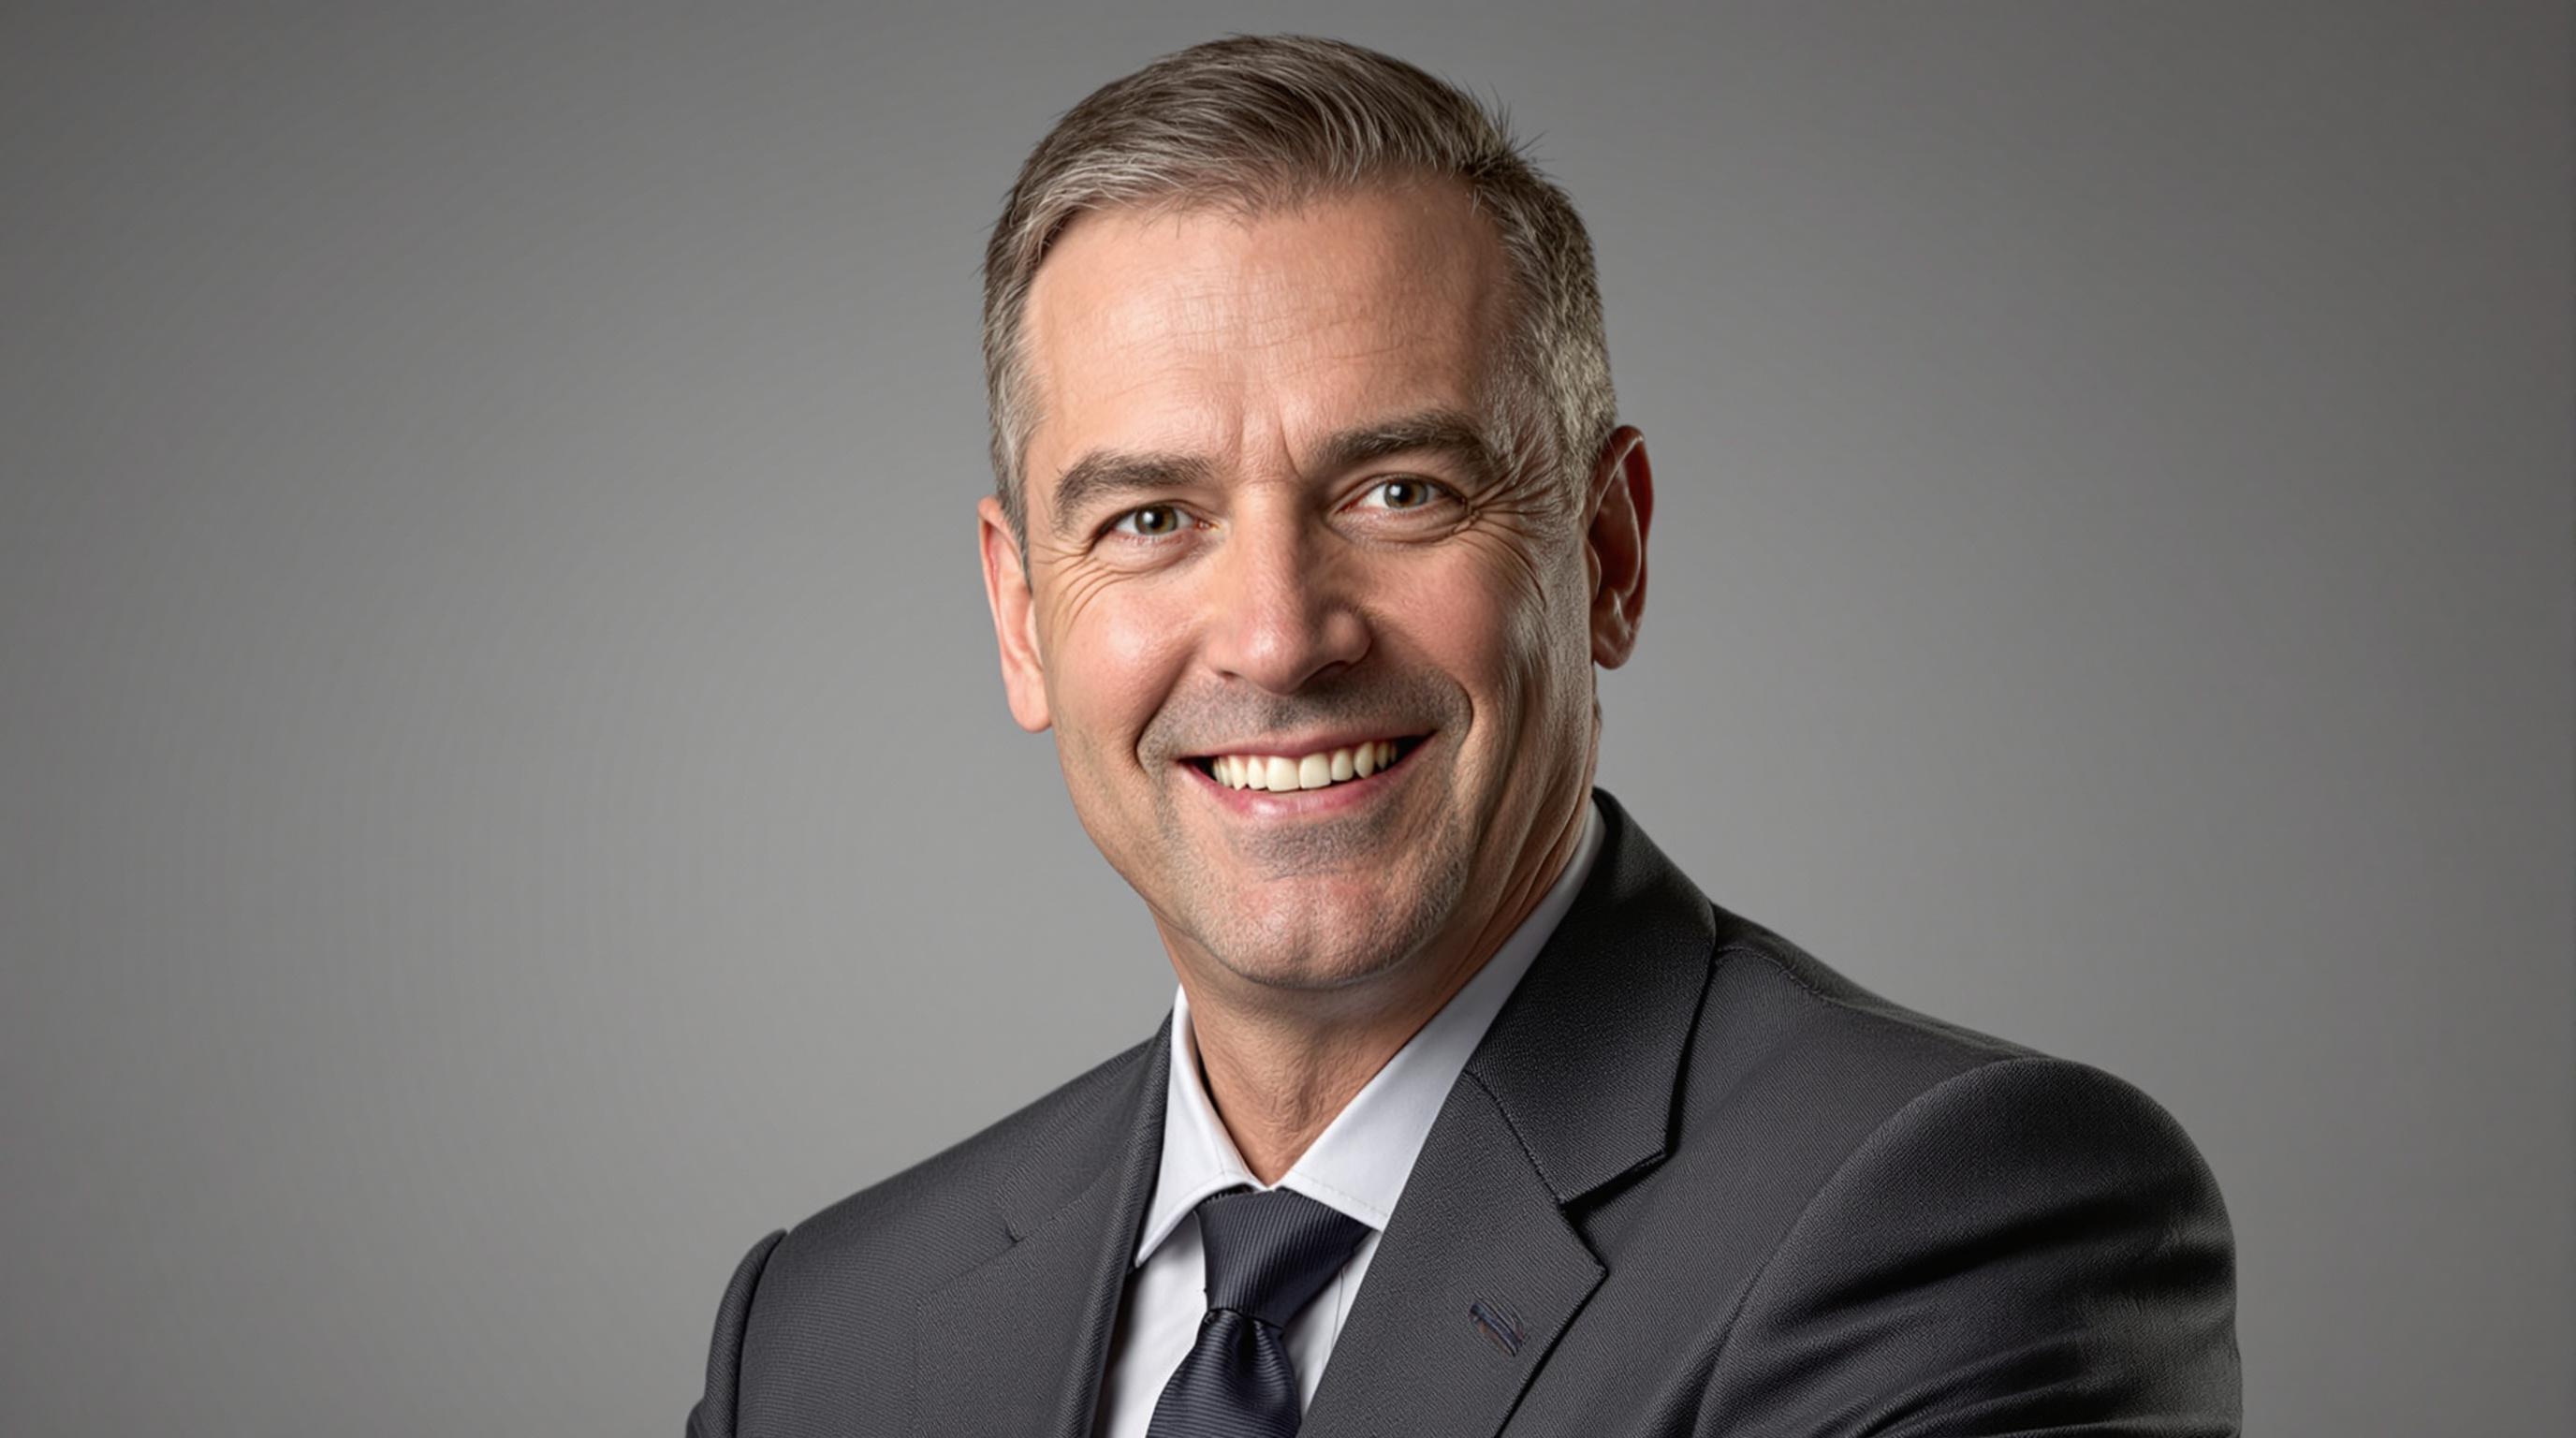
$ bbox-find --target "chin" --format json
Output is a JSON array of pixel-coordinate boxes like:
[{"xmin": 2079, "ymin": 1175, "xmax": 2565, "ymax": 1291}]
[
  {"xmin": 1213, "ymin": 939, "xmax": 1410, "ymax": 993},
  {"xmin": 1191, "ymin": 874, "xmax": 1458, "ymax": 993}
]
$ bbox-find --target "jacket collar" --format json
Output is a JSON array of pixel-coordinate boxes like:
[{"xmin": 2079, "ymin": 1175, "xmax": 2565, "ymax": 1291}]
[
  {"xmin": 912, "ymin": 789, "xmax": 1720, "ymax": 1438},
  {"xmin": 1461, "ymin": 787, "xmax": 1721, "ymax": 1204},
  {"xmin": 1134, "ymin": 797, "xmax": 1607, "ymax": 1261},
  {"xmin": 913, "ymin": 1016, "xmax": 1170, "ymax": 1438},
  {"xmin": 1297, "ymin": 788, "xmax": 1720, "ymax": 1437}
]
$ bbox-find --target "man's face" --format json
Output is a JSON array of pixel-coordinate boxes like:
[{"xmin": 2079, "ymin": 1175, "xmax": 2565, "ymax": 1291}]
[{"xmin": 978, "ymin": 182, "xmax": 1648, "ymax": 999}]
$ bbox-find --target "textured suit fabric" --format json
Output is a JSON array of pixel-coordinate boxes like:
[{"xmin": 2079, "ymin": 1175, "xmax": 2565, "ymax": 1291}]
[{"xmin": 687, "ymin": 790, "xmax": 2240, "ymax": 1437}]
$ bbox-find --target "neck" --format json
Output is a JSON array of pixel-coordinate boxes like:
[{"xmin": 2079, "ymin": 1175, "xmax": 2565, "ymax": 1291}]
[{"xmin": 1173, "ymin": 799, "xmax": 1588, "ymax": 1184}]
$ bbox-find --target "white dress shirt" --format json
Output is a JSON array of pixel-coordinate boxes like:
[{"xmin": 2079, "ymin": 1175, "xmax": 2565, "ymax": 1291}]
[{"xmin": 1091, "ymin": 800, "xmax": 1603, "ymax": 1438}]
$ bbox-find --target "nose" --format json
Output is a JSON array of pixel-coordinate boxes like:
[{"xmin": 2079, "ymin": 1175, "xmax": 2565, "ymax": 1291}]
[{"xmin": 1201, "ymin": 508, "xmax": 1369, "ymax": 694}]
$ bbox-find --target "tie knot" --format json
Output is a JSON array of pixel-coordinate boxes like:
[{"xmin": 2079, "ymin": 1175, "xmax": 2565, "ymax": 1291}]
[{"xmin": 1193, "ymin": 1187, "xmax": 1372, "ymax": 1329}]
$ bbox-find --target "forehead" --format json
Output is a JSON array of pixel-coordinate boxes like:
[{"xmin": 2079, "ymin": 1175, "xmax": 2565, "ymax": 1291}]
[{"xmin": 1017, "ymin": 182, "xmax": 1512, "ymax": 497}]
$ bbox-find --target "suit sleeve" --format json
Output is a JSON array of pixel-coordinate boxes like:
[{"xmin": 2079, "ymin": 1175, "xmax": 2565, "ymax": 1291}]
[
  {"xmin": 1696, "ymin": 1056, "xmax": 2240, "ymax": 1437},
  {"xmin": 686, "ymin": 1229, "xmax": 787, "ymax": 1438}
]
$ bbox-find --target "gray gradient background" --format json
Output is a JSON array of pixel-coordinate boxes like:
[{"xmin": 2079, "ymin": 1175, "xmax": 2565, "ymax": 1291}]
[{"xmin": 4, "ymin": 3, "xmax": 2568, "ymax": 1433}]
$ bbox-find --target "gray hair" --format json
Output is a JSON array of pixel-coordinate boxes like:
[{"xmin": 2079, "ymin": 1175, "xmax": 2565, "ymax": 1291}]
[{"xmin": 979, "ymin": 34, "xmax": 1617, "ymax": 538}]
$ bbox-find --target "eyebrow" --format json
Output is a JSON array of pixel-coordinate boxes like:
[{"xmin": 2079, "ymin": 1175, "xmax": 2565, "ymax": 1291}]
[
  {"xmin": 1044, "ymin": 408, "xmax": 1508, "ymax": 539},
  {"xmin": 1046, "ymin": 452, "xmax": 1215, "ymax": 539},
  {"xmin": 1312, "ymin": 409, "xmax": 1506, "ymax": 486}
]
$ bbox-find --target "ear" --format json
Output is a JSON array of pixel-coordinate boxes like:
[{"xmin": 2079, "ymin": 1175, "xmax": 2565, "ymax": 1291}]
[
  {"xmin": 1585, "ymin": 425, "xmax": 1653, "ymax": 669},
  {"xmin": 977, "ymin": 494, "xmax": 1053, "ymax": 732}
]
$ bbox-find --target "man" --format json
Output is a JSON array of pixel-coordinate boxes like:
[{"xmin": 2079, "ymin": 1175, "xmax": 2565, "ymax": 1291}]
[{"xmin": 688, "ymin": 35, "xmax": 2239, "ymax": 1438}]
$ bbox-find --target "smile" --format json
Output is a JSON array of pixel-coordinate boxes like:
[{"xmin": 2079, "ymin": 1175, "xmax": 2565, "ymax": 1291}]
[{"xmin": 1188, "ymin": 736, "xmax": 1426, "ymax": 792}]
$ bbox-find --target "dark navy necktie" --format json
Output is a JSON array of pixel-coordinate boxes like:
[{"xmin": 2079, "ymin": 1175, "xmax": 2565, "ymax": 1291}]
[{"xmin": 1143, "ymin": 1186, "xmax": 1372, "ymax": 1438}]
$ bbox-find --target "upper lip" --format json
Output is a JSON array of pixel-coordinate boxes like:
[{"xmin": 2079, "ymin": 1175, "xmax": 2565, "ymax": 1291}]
[{"xmin": 1179, "ymin": 727, "xmax": 1428, "ymax": 758}]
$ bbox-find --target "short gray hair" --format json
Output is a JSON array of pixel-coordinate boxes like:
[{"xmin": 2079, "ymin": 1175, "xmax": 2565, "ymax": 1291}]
[{"xmin": 980, "ymin": 34, "xmax": 1617, "ymax": 537}]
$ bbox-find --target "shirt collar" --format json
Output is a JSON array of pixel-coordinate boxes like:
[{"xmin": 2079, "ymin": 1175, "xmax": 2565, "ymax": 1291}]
[{"xmin": 1133, "ymin": 797, "xmax": 1604, "ymax": 1266}]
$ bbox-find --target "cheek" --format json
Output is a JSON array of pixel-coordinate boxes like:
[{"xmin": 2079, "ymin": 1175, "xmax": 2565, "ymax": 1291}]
[
  {"xmin": 1042, "ymin": 577, "xmax": 1193, "ymax": 759},
  {"xmin": 1421, "ymin": 526, "xmax": 1587, "ymax": 654},
  {"xmin": 1395, "ymin": 539, "xmax": 1592, "ymax": 742}
]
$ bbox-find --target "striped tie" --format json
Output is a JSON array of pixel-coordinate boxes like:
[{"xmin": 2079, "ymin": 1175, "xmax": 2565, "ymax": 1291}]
[{"xmin": 1142, "ymin": 1186, "xmax": 1371, "ymax": 1438}]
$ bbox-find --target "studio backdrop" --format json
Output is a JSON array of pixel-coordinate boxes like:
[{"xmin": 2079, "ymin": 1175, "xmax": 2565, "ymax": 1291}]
[{"xmin": 4, "ymin": 3, "xmax": 2568, "ymax": 1434}]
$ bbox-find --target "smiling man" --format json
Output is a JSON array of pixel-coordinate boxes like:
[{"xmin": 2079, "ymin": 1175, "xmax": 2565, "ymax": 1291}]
[{"xmin": 688, "ymin": 36, "xmax": 2239, "ymax": 1438}]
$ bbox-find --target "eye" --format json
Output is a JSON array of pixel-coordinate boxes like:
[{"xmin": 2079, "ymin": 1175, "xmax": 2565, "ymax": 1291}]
[
  {"xmin": 1107, "ymin": 504, "xmax": 1191, "ymax": 539},
  {"xmin": 1354, "ymin": 477, "xmax": 1451, "ymax": 512}
]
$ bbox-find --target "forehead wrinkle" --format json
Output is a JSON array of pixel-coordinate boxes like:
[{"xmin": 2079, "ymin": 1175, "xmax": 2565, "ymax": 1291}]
[
  {"xmin": 1048, "ymin": 198, "xmax": 1483, "ymax": 362},
  {"xmin": 1020, "ymin": 186, "xmax": 1518, "ymax": 522}
]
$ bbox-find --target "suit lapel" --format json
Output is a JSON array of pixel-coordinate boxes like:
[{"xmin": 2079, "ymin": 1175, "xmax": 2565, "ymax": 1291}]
[
  {"xmin": 912, "ymin": 1016, "xmax": 1171, "ymax": 1438},
  {"xmin": 1295, "ymin": 1080, "xmax": 1605, "ymax": 1438},
  {"xmin": 1302, "ymin": 792, "xmax": 1721, "ymax": 1438},
  {"xmin": 909, "ymin": 793, "xmax": 1723, "ymax": 1438}
]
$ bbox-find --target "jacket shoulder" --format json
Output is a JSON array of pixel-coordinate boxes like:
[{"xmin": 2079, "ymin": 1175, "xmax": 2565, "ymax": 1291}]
[
  {"xmin": 1694, "ymin": 914, "xmax": 2042, "ymax": 1112},
  {"xmin": 780, "ymin": 1028, "xmax": 1160, "ymax": 1265},
  {"xmin": 688, "ymin": 1029, "xmax": 1163, "ymax": 1437},
  {"xmin": 1688, "ymin": 937, "xmax": 2240, "ymax": 1430},
  {"xmin": 1668, "ymin": 910, "xmax": 2219, "ymax": 1241}
]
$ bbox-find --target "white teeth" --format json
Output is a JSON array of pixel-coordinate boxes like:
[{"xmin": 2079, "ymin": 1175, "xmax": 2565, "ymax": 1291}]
[{"xmin": 1210, "ymin": 741, "xmax": 1406, "ymax": 794}]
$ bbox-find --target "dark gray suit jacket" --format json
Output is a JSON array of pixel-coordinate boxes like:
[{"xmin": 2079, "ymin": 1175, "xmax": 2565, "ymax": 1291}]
[{"xmin": 688, "ymin": 791, "xmax": 2239, "ymax": 1436}]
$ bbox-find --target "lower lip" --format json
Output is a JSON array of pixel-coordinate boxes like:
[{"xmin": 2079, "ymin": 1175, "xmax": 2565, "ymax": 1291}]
[{"xmin": 1184, "ymin": 740, "xmax": 1424, "ymax": 816}]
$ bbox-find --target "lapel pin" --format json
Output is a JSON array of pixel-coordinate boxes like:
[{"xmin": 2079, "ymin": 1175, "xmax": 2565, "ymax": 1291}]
[{"xmin": 1468, "ymin": 1298, "xmax": 1526, "ymax": 1357}]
